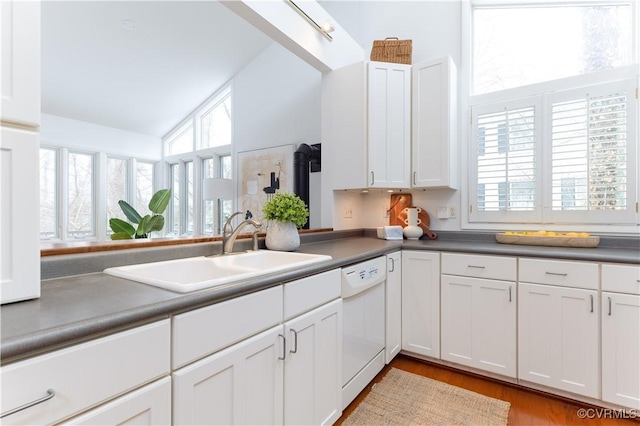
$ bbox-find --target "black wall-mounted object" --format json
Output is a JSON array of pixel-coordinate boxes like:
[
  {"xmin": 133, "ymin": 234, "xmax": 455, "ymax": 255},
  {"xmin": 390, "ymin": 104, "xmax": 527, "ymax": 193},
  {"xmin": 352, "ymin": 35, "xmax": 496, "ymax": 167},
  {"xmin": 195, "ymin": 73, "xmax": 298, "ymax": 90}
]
[{"xmin": 293, "ymin": 143, "xmax": 321, "ymax": 229}]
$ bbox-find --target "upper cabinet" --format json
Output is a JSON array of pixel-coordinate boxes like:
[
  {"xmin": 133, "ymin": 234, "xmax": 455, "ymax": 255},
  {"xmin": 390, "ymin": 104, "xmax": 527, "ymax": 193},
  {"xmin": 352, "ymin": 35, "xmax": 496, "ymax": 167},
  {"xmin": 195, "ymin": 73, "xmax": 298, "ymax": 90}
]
[
  {"xmin": 368, "ymin": 62, "xmax": 411, "ymax": 189},
  {"xmin": 412, "ymin": 57, "xmax": 457, "ymax": 189},
  {"xmin": 322, "ymin": 57, "xmax": 457, "ymax": 191},
  {"xmin": 1, "ymin": 0, "xmax": 41, "ymax": 127}
]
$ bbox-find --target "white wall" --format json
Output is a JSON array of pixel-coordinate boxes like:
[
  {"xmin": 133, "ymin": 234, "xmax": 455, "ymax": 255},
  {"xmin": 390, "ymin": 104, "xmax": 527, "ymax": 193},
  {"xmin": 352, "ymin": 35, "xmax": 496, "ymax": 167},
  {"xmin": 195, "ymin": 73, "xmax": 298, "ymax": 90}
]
[
  {"xmin": 40, "ymin": 113, "xmax": 162, "ymax": 160},
  {"xmin": 233, "ymin": 42, "xmax": 323, "ymax": 228},
  {"xmin": 320, "ymin": 0, "xmax": 462, "ymax": 231}
]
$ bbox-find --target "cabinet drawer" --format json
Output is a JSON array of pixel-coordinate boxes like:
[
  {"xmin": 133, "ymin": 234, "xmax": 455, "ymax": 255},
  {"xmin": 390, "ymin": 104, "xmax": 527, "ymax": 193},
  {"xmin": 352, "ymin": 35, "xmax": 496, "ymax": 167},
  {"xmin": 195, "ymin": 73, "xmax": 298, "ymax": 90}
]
[
  {"xmin": 0, "ymin": 320, "xmax": 170, "ymax": 425},
  {"xmin": 602, "ymin": 264, "xmax": 640, "ymax": 295},
  {"xmin": 519, "ymin": 258, "xmax": 598, "ymax": 290},
  {"xmin": 284, "ymin": 269, "xmax": 340, "ymax": 320},
  {"xmin": 441, "ymin": 253, "xmax": 516, "ymax": 281},
  {"xmin": 172, "ymin": 286, "xmax": 282, "ymax": 369}
]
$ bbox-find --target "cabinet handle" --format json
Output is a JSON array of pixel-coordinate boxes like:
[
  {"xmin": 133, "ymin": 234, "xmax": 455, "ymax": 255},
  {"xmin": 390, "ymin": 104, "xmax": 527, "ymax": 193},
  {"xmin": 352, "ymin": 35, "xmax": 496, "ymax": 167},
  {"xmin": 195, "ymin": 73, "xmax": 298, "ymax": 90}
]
[
  {"xmin": 590, "ymin": 294, "xmax": 594, "ymax": 313},
  {"xmin": 278, "ymin": 334, "xmax": 286, "ymax": 360},
  {"xmin": 370, "ymin": 171, "xmax": 375, "ymax": 186},
  {"xmin": 413, "ymin": 171, "xmax": 417, "ymax": 186},
  {"xmin": 1, "ymin": 389, "xmax": 55, "ymax": 418},
  {"xmin": 608, "ymin": 297, "xmax": 612, "ymax": 316},
  {"xmin": 389, "ymin": 258, "xmax": 395, "ymax": 273},
  {"xmin": 545, "ymin": 271, "xmax": 568, "ymax": 277},
  {"xmin": 509, "ymin": 286, "xmax": 512, "ymax": 302},
  {"xmin": 467, "ymin": 265, "xmax": 485, "ymax": 269},
  {"xmin": 290, "ymin": 329, "xmax": 298, "ymax": 354}
]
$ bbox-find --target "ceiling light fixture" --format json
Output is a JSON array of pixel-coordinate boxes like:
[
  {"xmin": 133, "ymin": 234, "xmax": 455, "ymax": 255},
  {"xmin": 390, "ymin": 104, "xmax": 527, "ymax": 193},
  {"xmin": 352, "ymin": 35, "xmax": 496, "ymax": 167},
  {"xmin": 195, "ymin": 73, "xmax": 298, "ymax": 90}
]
[{"xmin": 286, "ymin": 0, "xmax": 333, "ymax": 42}]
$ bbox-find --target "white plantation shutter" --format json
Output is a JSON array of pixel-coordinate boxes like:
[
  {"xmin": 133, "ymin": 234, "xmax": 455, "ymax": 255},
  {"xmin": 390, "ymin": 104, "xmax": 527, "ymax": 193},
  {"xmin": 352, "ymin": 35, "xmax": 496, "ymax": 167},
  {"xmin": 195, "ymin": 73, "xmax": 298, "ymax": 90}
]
[
  {"xmin": 470, "ymin": 99, "xmax": 541, "ymax": 223},
  {"xmin": 547, "ymin": 80, "xmax": 637, "ymax": 224}
]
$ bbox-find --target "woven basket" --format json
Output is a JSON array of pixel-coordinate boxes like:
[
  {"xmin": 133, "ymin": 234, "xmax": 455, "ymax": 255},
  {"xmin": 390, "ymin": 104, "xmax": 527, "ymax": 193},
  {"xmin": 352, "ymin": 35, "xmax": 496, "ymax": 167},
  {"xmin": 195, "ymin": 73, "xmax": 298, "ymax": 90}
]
[{"xmin": 370, "ymin": 37, "xmax": 412, "ymax": 64}]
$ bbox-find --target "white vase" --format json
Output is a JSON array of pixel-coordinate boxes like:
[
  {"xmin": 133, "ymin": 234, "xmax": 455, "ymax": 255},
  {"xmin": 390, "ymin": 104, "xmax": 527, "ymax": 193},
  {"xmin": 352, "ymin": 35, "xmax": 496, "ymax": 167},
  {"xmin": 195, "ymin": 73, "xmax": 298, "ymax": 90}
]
[
  {"xmin": 265, "ymin": 220, "xmax": 300, "ymax": 251},
  {"xmin": 403, "ymin": 207, "xmax": 424, "ymax": 240}
]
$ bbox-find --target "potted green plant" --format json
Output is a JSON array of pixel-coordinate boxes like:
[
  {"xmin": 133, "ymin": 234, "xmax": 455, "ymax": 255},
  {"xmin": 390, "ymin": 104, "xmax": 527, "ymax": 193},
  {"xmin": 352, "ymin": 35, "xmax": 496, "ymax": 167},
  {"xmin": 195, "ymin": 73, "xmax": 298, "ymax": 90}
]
[
  {"xmin": 109, "ymin": 189, "xmax": 171, "ymax": 240},
  {"xmin": 262, "ymin": 192, "xmax": 309, "ymax": 251}
]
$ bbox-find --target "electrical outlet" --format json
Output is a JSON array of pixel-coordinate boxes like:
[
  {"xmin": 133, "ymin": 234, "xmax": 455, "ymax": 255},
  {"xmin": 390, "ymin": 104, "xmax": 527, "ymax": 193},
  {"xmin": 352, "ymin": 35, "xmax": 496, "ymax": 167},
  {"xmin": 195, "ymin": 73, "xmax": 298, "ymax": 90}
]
[
  {"xmin": 344, "ymin": 207, "xmax": 353, "ymax": 219},
  {"xmin": 449, "ymin": 206, "xmax": 457, "ymax": 218}
]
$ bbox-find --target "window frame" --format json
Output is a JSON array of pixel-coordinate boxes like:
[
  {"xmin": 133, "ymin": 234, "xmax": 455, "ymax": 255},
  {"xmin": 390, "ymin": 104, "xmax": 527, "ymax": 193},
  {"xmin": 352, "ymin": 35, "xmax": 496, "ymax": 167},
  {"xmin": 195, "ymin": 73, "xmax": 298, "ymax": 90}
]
[{"xmin": 461, "ymin": 0, "xmax": 640, "ymax": 233}]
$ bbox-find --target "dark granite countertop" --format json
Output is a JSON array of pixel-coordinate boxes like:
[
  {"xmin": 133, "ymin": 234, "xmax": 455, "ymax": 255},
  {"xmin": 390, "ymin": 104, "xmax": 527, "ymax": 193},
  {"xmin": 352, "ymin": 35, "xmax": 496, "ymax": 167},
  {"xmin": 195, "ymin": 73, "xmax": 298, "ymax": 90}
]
[{"xmin": 1, "ymin": 230, "xmax": 638, "ymax": 365}]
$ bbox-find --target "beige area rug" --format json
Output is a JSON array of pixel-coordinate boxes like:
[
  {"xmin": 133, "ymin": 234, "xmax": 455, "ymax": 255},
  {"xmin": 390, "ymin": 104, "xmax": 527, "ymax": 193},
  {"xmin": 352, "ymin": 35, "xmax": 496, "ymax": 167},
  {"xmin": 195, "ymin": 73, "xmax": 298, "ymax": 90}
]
[{"xmin": 342, "ymin": 368, "xmax": 510, "ymax": 426}]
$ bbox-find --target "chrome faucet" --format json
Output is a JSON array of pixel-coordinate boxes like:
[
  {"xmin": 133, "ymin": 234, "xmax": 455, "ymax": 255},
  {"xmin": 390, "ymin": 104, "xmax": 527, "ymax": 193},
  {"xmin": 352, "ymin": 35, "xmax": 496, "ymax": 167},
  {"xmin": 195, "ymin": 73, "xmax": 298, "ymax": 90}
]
[{"xmin": 222, "ymin": 211, "xmax": 262, "ymax": 254}]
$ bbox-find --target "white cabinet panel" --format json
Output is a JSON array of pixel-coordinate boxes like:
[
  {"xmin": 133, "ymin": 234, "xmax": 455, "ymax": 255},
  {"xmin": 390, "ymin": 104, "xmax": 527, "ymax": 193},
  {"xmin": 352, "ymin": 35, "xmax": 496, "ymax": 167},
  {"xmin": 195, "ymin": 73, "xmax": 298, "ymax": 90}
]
[
  {"xmin": 173, "ymin": 325, "xmax": 284, "ymax": 426},
  {"xmin": 1, "ymin": 320, "xmax": 170, "ymax": 425},
  {"xmin": 368, "ymin": 62, "xmax": 411, "ymax": 188},
  {"xmin": 602, "ymin": 292, "xmax": 640, "ymax": 409},
  {"xmin": 401, "ymin": 251, "xmax": 440, "ymax": 358},
  {"xmin": 385, "ymin": 251, "xmax": 402, "ymax": 363},
  {"xmin": 519, "ymin": 258, "xmax": 599, "ymax": 290},
  {"xmin": 519, "ymin": 283, "xmax": 599, "ymax": 398},
  {"xmin": 412, "ymin": 56, "xmax": 457, "ymax": 188},
  {"xmin": 0, "ymin": 127, "xmax": 40, "ymax": 304},
  {"xmin": 442, "ymin": 252, "xmax": 516, "ymax": 281},
  {"xmin": 602, "ymin": 264, "xmax": 640, "ymax": 295},
  {"xmin": 441, "ymin": 275, "xmax": 516, "ymax": 378},
  {"xmin": 283, "ymin": 269, "xmax": 341, "ymax": 320},
  {"xmin": 0, "ymin": 0, "xmax": 40, "ymax": 127},
  {"xmin": 284, "ymin": 299, "xmax": 342, "ymax": 426},
  {"xmin": 65, "ymin": 377, "xmax": 171, "ymax": 426}
]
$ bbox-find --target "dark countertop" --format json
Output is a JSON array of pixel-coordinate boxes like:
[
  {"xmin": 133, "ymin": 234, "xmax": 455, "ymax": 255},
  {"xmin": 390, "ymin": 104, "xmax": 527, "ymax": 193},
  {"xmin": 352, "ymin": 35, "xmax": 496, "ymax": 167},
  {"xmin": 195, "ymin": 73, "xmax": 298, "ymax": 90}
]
[{"xmin": 2, "ymin": 231, "xmax": 638, "ymax": 364}]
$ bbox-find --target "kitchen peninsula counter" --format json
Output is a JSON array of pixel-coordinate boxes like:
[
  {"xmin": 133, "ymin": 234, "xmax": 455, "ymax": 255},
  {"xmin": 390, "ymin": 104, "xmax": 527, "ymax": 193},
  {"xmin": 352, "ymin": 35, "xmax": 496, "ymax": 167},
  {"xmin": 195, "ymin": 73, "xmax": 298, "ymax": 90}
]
[{"xmin": 2, "ymin": 230, "xmax": 638, "ymax": 364}]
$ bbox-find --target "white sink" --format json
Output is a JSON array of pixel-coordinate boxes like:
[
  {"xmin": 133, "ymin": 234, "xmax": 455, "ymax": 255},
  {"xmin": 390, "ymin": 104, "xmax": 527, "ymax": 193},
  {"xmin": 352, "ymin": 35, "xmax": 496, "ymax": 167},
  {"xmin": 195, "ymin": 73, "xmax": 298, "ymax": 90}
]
[{"xmin": 103, "ymin": 250, "xmax": 332, "ymax": 293}]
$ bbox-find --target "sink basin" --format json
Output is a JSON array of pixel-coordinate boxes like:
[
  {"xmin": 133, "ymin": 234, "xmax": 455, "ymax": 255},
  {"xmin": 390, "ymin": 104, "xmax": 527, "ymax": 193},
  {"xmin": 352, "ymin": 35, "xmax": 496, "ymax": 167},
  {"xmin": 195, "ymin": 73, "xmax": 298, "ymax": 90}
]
[{"xmin": 103, "ymin": 250, "xmax": 332, "ymax": 293}]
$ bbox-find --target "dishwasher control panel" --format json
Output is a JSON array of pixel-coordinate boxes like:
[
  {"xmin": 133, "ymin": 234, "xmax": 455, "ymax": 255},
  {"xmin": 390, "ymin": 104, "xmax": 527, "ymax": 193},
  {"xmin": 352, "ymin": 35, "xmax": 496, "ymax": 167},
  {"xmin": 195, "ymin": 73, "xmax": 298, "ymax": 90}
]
[{"xmin": 341, "ymin": 256, "xmax": 387, "ymax": 298}]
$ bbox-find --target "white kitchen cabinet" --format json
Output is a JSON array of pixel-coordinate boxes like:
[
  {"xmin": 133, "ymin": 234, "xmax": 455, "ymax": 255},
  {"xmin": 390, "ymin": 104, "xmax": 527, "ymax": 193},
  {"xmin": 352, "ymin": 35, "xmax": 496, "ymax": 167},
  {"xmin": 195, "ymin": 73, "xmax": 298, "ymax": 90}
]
[
  {"xmin": 1, "ymin": 0, "xmax": 40, "ymax": 127},
  {"xmin": 368, "ymin": 61, "xmax": 411, "ymax": 189},
  {"xmin": 412, "ymin": 56, "xmax": 457, "ymax": 189},
  {"xmin": 441, "ymin": 275, "xmax": 516, "ymax": 378},
  {"xmin": 601, "ymin": 263, "xmax": 640, "ymax": 409},
  {"xmin": 518, "ymin": 257, "xmax": 600, "ymax": 399},
  {"xmin": 401, "ymin": 251, "xmax": 440, "ymax": 359},
  {"xmin": 385, "ymin": 251, "xmax": 402, "ymax": 363},
  {"xmin": 173, "ymin": 325, "xmax": 284, "ymax": 426},
  {"xmin": 65, "ymin": 377, "xmax": 171, "ymax": 426},
  {"xmin": 0, "ymin": 320, "xmax": 170, "ymax": 425},
  {"xmin": 284, "ymin": 298, "xmax": 342, "ymax": 426},
  {"xmin": 0, "ymin": 0, "xmax": 41, "ymax": 305}
]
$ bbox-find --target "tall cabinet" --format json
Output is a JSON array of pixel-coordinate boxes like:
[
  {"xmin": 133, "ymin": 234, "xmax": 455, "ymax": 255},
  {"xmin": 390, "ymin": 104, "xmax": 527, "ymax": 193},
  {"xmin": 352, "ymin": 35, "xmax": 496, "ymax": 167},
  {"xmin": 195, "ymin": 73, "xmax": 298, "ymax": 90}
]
[{"xmin": 1, "ymin": 0, "xmax": 41, "ymax": 304}]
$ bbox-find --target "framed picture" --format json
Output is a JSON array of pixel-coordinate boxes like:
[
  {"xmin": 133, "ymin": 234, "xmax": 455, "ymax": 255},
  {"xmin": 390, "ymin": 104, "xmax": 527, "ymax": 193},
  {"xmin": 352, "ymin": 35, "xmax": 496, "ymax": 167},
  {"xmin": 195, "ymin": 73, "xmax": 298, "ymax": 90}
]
[{"xmin": 237, "ymin": 144, "xmax": 296, "ymax": 223}]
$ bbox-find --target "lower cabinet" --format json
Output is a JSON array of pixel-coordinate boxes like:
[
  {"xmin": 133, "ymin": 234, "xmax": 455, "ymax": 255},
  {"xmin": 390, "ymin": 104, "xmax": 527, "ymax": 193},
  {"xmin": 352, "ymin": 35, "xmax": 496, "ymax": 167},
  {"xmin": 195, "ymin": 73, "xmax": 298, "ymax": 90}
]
[
  {"xmin": 440, "ymin": 275, "xmax": 516, "ymax": 378},
  {"xmin": 173, "ymin": 326, "xmax": 284, "ymax": 425},
  {"xmin": 401, "ymin": 251, "xmax": 440, "ymax": 358},
  {"xmin": 385, "ymin": 251, "xmax": 402, "ymax": 363},
  {"xmin": 283, "ymin": 299, "xmax": 342, "ymax": 426}
]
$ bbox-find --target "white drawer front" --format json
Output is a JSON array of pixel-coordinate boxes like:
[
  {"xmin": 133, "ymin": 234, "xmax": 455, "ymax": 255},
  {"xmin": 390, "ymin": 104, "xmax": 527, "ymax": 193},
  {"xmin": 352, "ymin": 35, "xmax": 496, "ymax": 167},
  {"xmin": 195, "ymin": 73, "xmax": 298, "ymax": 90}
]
[
  {"xmin": 519, "ymin": 258, "xmax": 598, "ymax": 290},
  {"xmin": 602, "ymin": 264, "xmax": 640, "ymax": 295},
  {"xmin": 0, "ymin": 320, "xmax": 170, "ymax": 425},
  {"xmin": 441, "ymin": 253, "xmax": 516, "ymax": 281},
  {"xmin": 172, "ymin": 285, "xmax": 282, "ymax": 369},
  {"xmin": 284, "ymin": 269, "xmax": 340, "ymax": 320}
]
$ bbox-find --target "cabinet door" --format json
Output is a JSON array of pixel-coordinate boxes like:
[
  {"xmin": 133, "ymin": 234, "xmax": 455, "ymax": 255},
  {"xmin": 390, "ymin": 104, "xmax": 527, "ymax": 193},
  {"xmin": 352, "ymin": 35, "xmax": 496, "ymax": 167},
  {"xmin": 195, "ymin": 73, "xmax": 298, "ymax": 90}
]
[
  {"xmin": 441, "ymin": 275, "xmax": 516, "ymax": 378},
  {"xmin": 412, "ymin": 57, "xmax": 457, "ymax": 189},
  {"xmin": 519, "ymin": 283, "xmax": 599, "ymax": 398},
  {"xmin": 385, "ymin": 252, "xmax": 402, "ymax": 363},
  {"xmin": 0, "ymin": 127, "xmax": 40, "ymax": 304},
  {"xmin": 65, "ymin": 377, "xmax": 171, "ymax": 425},
  {"xmin": 368, "ymin": 62, "xmax": 411, "ymax": 188},
  {"xmin": 401, "ymin": 251, "xmax": 440, "ymax": 358},
  {"xmin": 284, "ymin": 299, "xmax": 342, "ymax": 426},
  {"xmin": 602, "ymin": 292, "xmax": 640, "ymax": 409},
  {"xmin": 0, "ymin": 0, "xmax": 40, "ymax": 126},
  {"xmin": 173, "ymin": 325, "xmax": 284, "ymax": 426}
]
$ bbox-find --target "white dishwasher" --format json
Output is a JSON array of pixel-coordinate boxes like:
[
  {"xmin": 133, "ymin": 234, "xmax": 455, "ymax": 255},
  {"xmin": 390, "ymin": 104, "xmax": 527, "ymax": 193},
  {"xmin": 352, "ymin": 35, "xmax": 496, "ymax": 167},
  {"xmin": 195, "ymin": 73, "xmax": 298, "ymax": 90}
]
[{"xmin": 341, "ymin": 256, "xmax": 387, "ymax": 410}]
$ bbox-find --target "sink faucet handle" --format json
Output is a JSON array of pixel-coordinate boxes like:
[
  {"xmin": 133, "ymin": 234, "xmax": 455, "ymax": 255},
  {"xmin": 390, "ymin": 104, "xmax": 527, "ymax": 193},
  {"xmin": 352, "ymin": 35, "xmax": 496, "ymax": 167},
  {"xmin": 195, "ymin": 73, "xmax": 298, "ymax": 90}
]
[{"xmin": 245, "ymin": 210, "xmax": 253, "ymax": 220}]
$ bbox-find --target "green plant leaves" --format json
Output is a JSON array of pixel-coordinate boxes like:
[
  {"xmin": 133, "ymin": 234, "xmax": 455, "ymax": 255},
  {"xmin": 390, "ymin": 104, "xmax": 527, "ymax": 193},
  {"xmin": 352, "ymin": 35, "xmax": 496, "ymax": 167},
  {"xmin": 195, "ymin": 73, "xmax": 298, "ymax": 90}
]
[
  {"xmin": 147, "ymin": 215, "xmax": 165, "ymax": 232},
  {"xmin": 262, "ymin": 192, "xmax": 309, "ymax": 228},
  {"xmin": 118, "ymin": 200, "xmax": 142, "ymax": 224},
  {"xmin": 149, "ymin": 189, "xmax": 171, "ymax": 214},
  {"xmin": 111, "ymin": 232, "xmax": 133, "ymax": 240},
  {"xmin": 109, "ymin": 218, "xmax": 135, "ymax": 236},
  {"xmin": 137, "ymin": 215, "xmax": 151, "ymax": 237}
]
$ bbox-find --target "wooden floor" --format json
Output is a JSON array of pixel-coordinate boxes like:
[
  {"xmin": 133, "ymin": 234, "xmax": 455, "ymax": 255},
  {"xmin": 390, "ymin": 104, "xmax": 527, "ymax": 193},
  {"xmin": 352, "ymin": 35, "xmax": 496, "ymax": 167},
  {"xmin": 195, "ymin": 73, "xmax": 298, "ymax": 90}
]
[{"xmin": 337, "ymin": 355, "xmax": 639, "ymax": 425}]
